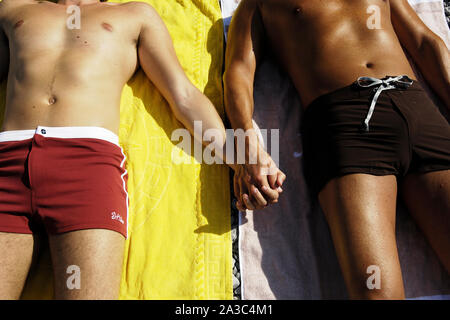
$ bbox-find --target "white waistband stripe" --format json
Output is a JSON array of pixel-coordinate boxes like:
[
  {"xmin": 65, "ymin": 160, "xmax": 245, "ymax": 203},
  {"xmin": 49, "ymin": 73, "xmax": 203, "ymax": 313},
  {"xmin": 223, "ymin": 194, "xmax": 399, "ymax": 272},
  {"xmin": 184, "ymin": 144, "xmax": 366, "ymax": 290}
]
[
  {"xmin": 0, "ymin": 126, "xmax": 120, "ymax": 146},
  {"xmin": 0, "ymin": 129, "xmax": 35, "ymax": 142}
]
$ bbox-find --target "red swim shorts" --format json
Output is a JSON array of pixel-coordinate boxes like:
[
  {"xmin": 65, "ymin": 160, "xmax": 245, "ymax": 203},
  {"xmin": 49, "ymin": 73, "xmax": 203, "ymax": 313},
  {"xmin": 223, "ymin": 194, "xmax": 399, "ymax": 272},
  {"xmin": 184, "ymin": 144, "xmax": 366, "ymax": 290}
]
[{"xmin": 0, "ymin": 126, "xmax": 128, "ymax": 238}]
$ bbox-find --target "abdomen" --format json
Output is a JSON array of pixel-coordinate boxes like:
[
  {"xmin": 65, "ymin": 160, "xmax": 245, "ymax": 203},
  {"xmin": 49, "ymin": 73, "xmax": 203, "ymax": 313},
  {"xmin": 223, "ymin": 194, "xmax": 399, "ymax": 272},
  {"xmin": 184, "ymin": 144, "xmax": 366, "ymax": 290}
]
[{"xmin": 261, "ymin": 0, "xmax": 416, "ymax": 106}]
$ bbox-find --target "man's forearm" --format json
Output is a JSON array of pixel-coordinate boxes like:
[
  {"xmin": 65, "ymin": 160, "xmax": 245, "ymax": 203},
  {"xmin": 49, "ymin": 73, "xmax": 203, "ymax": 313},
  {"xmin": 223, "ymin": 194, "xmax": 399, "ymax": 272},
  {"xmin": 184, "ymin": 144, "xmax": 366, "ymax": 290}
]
[
  {"xmin": 171, "ymin": 85, "xmax": 239, "ymax": 170},
  {"xmin": 224, "ymin": 70, "xmax": 256, "ymax": 131},
  {"xmin": 224, "ymin": 69, "xmax": 267, "ymax": 164}
]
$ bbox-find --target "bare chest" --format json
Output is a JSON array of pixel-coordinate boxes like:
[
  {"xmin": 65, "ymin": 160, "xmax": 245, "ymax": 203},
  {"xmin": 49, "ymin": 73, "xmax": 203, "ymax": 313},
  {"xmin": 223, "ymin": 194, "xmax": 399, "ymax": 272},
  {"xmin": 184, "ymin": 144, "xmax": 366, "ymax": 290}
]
[
  {"xmin": 3, "ymin": 3, "xmax": 138, "ymax": 55},
  {"xmin": 259, "ymin": 0, "xmax": 390, "ymax": 28}
]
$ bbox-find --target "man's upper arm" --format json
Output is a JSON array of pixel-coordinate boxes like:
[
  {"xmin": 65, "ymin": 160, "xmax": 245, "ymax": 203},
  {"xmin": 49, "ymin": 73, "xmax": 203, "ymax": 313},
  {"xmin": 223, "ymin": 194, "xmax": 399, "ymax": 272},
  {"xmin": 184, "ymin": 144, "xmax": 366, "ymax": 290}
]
[
  {"xmin": 390, "ymin": 0, "xmax": 445, "ymax": 57},
  {"xmin": 224, "ymin": 0, "xmax": 265, "ymax": 81},
  {"xmin": 135, "ymin": 3, "xmax": 194, "ymax": 109},
  {"xmin": 0, "ymin": 7, "xmax": 10, "ymax": 82}
]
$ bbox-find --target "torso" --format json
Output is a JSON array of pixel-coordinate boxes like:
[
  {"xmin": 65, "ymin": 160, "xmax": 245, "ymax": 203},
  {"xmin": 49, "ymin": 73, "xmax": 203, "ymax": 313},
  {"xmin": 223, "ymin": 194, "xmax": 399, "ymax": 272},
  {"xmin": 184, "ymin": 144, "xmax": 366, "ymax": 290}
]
[
  {"xmin": 0, "ymin": 0, "xmax": 419, "ymax": 130},
  {"xmin": 0, "ymin": 0, "xmax": 141, "ymax": 134},
  {"xmin": 258, "ymin": 0, "xmax": 416, "ymax": 107}
]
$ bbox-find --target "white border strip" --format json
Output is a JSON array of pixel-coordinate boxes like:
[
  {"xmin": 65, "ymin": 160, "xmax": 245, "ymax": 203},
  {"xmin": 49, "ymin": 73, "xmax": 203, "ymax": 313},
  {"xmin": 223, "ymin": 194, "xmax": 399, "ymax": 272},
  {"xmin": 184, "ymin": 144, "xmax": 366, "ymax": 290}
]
[
  {"xmin": 407, "ymin": 294, "xmax": 450, "ymax": 300},
  {"xmin": 238, "ymin": 211, "xmax": 246, "ymax": 300},
  {"xmin": 408, "ymin": 0, "xmax": 442, "ymax": 5}
]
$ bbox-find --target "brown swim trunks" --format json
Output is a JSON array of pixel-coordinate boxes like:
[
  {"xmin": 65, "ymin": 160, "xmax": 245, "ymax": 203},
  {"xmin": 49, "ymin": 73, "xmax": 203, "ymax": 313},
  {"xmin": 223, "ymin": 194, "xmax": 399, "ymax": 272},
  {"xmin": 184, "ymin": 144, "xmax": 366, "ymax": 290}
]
[{"xmin": 301, "ymin": 75, "xmax": 450, "ymax": 196}]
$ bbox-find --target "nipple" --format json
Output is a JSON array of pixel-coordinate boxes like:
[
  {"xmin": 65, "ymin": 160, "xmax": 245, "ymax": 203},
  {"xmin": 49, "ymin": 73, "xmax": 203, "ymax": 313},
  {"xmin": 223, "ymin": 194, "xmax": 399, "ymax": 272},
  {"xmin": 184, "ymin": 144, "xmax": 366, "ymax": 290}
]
[
  {"xmin": 102, "ymin": 23, "xmax": 113, "ymax": 32},
  {"xmin": 14, "ymin": 20, "xmax": 24, "ymax": 29},
  {"xmin": 294, "ymin": 7, "xmax": 302, "ymax": 14}
]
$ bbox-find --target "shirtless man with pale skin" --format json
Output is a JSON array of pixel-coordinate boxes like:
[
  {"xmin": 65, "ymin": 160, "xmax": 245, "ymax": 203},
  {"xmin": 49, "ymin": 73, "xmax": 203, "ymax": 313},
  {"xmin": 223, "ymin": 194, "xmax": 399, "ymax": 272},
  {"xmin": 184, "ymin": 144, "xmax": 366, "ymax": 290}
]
[
  {"xmin": 0, "ymin": 0, "xmax": 285, "ymax": 299},
  {"xmin": 225, "ymin": 0, "xmax": 450, "ymax": 299}
]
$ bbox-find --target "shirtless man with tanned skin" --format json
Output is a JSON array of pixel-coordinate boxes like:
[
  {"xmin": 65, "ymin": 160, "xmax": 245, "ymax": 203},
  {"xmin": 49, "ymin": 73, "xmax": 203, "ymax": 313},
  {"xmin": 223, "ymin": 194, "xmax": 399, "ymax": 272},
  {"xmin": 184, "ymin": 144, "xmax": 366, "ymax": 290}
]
[
  {"xmin": 225, "ymin": 0, "xmax": 450, "ymax": 299},
  {"xmin": 0, "ymin": 0, "xmax": 284, "ymax": 299}
]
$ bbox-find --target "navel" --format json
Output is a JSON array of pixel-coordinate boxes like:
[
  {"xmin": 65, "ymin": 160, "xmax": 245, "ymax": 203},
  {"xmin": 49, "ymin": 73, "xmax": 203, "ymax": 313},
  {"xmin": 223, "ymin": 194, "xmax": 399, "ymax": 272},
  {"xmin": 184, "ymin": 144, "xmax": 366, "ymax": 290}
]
[
  {"xmin": 366, "ymin": 62, "xmax": 374, "ymax": 69},
  {"xmin": 101, "ymin": 22, "xmax": 113, "ymax": 32},
  {"xmin": 48, "ymin": 96, "xmax": 57, "ymax": 105},
  {"xmin": 14, "ymin": 20, "xmax": 24, "ymax": 29}
]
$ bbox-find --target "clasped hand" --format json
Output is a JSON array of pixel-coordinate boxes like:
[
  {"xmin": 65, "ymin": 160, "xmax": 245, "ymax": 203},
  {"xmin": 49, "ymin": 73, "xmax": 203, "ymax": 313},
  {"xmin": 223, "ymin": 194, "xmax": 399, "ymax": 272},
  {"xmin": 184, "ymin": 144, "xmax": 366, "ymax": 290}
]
[{"xmin": 233, "ymin": 145, "xmax": 286, "ymax": 211}]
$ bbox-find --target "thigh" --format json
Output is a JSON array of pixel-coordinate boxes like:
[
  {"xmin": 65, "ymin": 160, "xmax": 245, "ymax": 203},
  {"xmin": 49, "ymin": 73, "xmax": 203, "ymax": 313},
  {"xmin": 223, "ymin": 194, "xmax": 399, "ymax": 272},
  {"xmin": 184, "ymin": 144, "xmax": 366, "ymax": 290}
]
[
  {"xmin": 318, "ymin": 174, "xmax": 404, "ymax": 299},
  {"xmin": 49, "ymin": 229, "xmax": 125, "ymax": 300},
  {"xmin": 0, "ymin": 232, "xmax": 34, "ymax": 299},
  {"xmin": 400, "ymin": 170, "xmax": 450, "ymax": 272}
]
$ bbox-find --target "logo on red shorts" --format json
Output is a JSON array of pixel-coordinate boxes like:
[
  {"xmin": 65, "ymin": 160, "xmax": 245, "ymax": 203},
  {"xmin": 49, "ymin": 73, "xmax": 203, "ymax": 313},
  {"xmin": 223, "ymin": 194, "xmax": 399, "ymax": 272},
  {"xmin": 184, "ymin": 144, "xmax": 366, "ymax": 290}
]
[{"xmin": 111, "ymin": 211, "xmax": 124, "ymax": 224}]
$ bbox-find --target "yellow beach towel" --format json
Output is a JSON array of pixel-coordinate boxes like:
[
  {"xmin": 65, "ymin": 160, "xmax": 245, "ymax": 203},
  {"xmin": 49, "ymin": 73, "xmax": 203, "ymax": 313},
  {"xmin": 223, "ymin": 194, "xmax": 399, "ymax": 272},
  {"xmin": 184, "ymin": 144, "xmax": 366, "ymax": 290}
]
[{"xmin": 0, "ymin": 0, "xmax": 232, "ymax": 300}]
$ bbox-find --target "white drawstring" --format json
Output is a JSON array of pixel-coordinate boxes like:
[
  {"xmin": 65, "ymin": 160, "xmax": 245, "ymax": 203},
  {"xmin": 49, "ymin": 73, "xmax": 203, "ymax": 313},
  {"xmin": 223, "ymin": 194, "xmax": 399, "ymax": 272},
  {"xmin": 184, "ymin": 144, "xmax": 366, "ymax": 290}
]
[{"xmin": 356, "ymin": 75, "xmax": 413, "ymax": 132}]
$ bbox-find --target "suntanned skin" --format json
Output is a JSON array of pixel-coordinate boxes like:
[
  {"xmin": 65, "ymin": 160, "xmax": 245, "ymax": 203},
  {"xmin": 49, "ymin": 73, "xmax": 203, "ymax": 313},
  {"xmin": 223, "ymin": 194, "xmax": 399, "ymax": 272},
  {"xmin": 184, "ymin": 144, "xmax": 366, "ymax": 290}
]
[
  {"xmin": 225, "ymin": 0, "xmax": 450, "ymax": 299},
  {"xmin": 0, "ymin": 0, "xmax": 284, "ymax": 299},
  {"xmin": 0, "ymin": 0, "xmax": 225, "ymax": 135}
]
